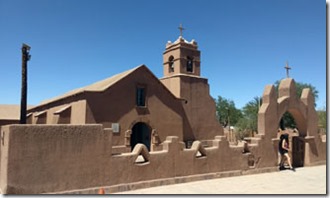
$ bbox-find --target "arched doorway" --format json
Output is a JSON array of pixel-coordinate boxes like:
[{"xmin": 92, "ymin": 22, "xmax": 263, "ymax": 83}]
[
  {"xmin": 278, "ymin": 110, "xmax": 305, "ymax": 168},
  {"xmin": 130, "ymin": 122, "xmax": 151, "ymax": 151}
]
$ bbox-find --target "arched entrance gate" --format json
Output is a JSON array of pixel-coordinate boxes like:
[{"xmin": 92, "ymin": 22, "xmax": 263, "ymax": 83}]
[{"xmin": 258, "ymin": 78, "xmax": 319, "ymax": 167}]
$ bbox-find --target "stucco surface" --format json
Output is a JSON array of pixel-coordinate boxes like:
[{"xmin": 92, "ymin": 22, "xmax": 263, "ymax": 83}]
[
  {"xmin": 0, "ymin": 127, "xmax": 263, "ymax": 194},
  {"xmin": 1, "ymin": 124, "xmax": 111, "ymax": 194}
]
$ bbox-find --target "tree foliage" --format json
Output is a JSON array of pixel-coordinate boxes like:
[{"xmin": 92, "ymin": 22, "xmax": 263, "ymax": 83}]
[
  {"xmin": 236, "ymin": 96, "xmax": 261, "ymax": 136},
  {"xmin": 317, "ymin": 105, "xmax": 326, "ymax": 132},
  {"xmin": 215, "ymin": 96, "xmax": 242, "ymax": 127},
  {"xmin": 279, "ymin": 112, "xmax": 296, "ymax": 130}
]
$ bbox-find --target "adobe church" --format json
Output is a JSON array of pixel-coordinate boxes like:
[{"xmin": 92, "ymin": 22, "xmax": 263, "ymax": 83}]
[
  {"xmin": 26, "ymin": 34, "xmax": 223, "ymax": 152},
  {"xmin": 0, "ymin": 30, "xmax": 325, "ymax": 194}
]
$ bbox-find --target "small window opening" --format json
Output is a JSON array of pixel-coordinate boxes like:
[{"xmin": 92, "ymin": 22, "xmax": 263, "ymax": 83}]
[
  {"xmin": 136, "ymin": 87, "xmax": 146, "ymax": 107},
  {"xmin": 187, "ymin": 56, "xmax": 193, "ymax": 72}
]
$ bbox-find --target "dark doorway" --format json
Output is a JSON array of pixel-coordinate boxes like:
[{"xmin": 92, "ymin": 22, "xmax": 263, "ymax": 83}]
[
  {"xmin": 292, "ymin": 136, "xmax": 305, "ymax": 167},
  {"xmin": 131, "ymin": 122, "xmax": 151, "ymax": 151},
  {"xmin": 278, "ymin": 110, "xmax": 306, "ymax": 168}
]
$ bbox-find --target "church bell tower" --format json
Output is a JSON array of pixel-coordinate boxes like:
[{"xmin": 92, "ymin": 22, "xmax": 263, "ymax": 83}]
[
  {"xmin": 162, "ymin": 24, "xmax": 201, "ymax": 78},
  {"xmin": 160, "ymin": 25, "xmax": 223, "ymax": 141}
]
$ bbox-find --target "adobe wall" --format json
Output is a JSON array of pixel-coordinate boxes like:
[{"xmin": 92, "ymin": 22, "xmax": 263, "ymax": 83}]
[
  {"xmin": 0, "ymin": 124, "xmax": 112, "ymax": 194},
  {"xmin": 180, "ymin": 76, "xmax": 224, "ymax": 140},
  {"xmin": 161, "ymin": 75, "xmax": 224, "ymax": 141},
  {"xmin": 0, "ymin": 120, "xmax": 19, "ymax": 131},
  {"xmin": 1, "ymin": 125, "xmax": 257, "ymax": 194},
  {"xmin": 108, "ymin": 136, "xmax": 251, "ymax": 188}
]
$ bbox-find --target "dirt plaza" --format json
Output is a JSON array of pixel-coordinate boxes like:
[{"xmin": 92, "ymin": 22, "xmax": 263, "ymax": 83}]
[{"xmin": 115, "ymin": 165, "xmax": 327, "ymax": 194}]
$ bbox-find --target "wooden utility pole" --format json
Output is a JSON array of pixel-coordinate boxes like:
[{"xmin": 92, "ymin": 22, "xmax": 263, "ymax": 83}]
[{"xmin": 20, "ymin": 43, "xmax": 31, "ymax": 124}]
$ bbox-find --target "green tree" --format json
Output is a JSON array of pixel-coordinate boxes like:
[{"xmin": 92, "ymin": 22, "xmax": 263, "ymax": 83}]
[
  {"xmin": 279, "ymin": 112, "xmax": 296, "ymax": 130},
  {"xmin": 317, "ymin": 105, "xmax": 326, "ymax": 133},
  {"xmin": 215, "ymin": 96, "xmax": 242, "ymax": 127},
  {"xmin": 236, "ymin": 96, "xmax": 262, "ymax": 137},
  {"xmin": 275, "ymin": 80, "xmax": 319, "ymax": 129}
]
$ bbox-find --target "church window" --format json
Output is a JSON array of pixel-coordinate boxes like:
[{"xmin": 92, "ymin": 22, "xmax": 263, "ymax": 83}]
[
  {"xmin": 187, "ymin": 56, "xmax": 193, "ymax": 72},
  {"xmin": 136, "ymin": 86, "xmax": 146, "ymax": 107},
  {"xmin": 168, "ymin": 56, "xmax": 174, "ymax": 73},
  {"xmin": 34, "ymin": 111, "xmax": 47, "ymax": 124},
  {"xmin": 54, "ymin": 105, "xmax": 71, "ymax": 124}
]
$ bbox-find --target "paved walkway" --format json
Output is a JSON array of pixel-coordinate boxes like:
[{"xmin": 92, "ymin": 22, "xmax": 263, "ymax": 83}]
[{"xmin": 115, "ymin": 165, "xmax": 327, "ymax": 194}]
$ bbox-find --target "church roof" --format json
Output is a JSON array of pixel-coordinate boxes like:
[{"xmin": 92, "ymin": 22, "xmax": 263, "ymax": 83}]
[
  {"xmin": 0, "ymin": 105, "xmax": 20, "ymax": 120},
  {"xmin": 0, "ymin": 104, "xmax": 34, "ymax": 120},
  {"xmin": 38, "ymin": 65, "xmax": 144, "ymax": 106}
]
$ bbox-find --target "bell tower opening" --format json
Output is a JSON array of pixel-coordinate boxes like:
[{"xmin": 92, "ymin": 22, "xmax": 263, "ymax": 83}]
[
  {"xmin": 168, "ymin": 55, "xmax": 175, "ymax": 73},
  {"xmin": 186, "ymin": 56, "xmax": 194, "ymax": 73}
]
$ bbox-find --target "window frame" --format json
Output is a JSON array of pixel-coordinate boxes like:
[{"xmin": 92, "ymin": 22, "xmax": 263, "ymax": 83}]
[{"xmin": 136, "ymin": 85, "xmax": 147, "ymax": 107}]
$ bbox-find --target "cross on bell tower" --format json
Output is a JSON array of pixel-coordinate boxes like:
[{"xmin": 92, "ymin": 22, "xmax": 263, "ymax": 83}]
[
  {"xmin": 178, "ymin": 24, "xmax": 185, "ymax": 37},
  {"xmin": 284, "ymin": 61, "xmax": 292, "ymax": 78}
]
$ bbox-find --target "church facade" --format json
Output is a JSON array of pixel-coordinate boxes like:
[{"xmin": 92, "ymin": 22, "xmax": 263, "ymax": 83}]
[{"xmin": 26, "ymin": 36, "xmax": 223, "ymax": 152}]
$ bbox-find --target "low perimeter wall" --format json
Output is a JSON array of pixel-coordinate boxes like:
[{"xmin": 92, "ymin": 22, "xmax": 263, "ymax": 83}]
[{"xmin": 0, "ymin": 124, "xmax": 326, "ymax": 194}]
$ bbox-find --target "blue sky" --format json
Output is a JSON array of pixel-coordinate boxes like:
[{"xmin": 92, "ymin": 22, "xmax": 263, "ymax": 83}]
[{"xmin": 0, "ymin": 0, "xmax": 326, "ymax": 109}]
